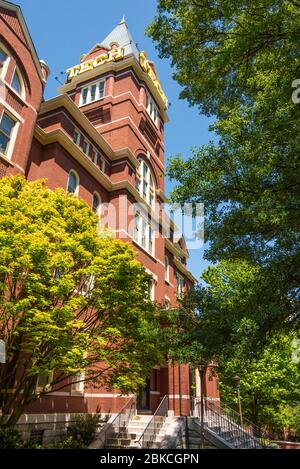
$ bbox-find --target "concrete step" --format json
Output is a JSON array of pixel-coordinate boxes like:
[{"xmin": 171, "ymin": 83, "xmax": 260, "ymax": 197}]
[
  {"xmin": 131, "ymin": 415, "xmax": 153, "ymax": 422},
  {"xmin": 106, "ymin": 438, "xmax": 141, "ymax": 448}
]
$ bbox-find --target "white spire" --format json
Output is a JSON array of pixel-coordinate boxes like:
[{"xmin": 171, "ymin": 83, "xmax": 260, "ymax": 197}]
[{"xmin": 101, "ymin": 18, "xmax": 139, "ymax": 59}]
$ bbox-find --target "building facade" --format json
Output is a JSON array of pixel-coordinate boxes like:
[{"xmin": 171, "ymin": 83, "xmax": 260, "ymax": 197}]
[{"xmin": 0, "ymin": 1, "xmax": 219, "ymax": 423}]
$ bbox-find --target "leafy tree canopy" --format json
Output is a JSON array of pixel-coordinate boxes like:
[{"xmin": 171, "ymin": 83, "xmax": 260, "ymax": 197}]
[
  {"xmin": 0, "ymin": 176, "xmax": 163, "ymax": 426},
  {"xmin": 148, "ymin": 1, "xmax": 300, "ymax": 319}
]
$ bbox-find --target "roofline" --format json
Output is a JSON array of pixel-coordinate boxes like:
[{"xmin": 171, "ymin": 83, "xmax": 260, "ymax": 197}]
[
  {"xmin": 59, "ymin": 55, "xmax": 169, "ymax": 123},
  {"xmin": 0, "ymin": 1, "xmax": 45, "ymax": 83}
]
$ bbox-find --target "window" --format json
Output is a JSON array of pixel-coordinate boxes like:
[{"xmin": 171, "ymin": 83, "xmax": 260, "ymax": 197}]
[
  {"xmin": 80, "ymin": 80, "xmax": 105, "ymax": 106},
  {"xmin": 146, "ymin": 93, "xmax": 159, "ymax": 125},
  {"xmin": 0, "ymin": 47, "xmax": 7, "ymax": 71},
  {"xmin": 0, "ymin": 112, "xmax": 16, "ymax": 156},
  {"xmin": 73, "ymin": 129, "xmax": 81, "ymax": 145},
  {"xmin": 11, "ymin": 69, "xmax": 22, "ymax": 96},
  {"xmin": 176, "ymin": 273, "xmax": 185, "ymax": 298},
  {"xmin": 36, "ymin": 372, "xmax": 53, "ymax": 391},
  {"xmin": 149, "ymin": 279, "xmax": 155, "ymax": 302},
  {"xmin": 134, "ymin": 210, "xmax": 155, "ymax": 256},
  {"xmin": 92, "ymin": 149, "xmax": 98, "ymax": 164},
  {"xmin": 67, "ymin": 170, "xmax": 79, "ymax": 195},
  {"xmin": 164, "ymin": 255, "xmax": 170, "ymax": 282},
  {"xmin": 92, "ymin": 192, "xmax": 101, "ymax": 216},
  {"xmin": 136, "ymin": 159, "xmax": 155, "ymax": 207},
  {"xmin": 81, "ymin": 274, "xmax": 95, "ymax": 297},
  {"xmin": 71, "ymin": 372, "xmax": 85, "ymax": 393},
  {"xmin": 82, "ymin": 140, "xmax": 89, "ymax": 155}
]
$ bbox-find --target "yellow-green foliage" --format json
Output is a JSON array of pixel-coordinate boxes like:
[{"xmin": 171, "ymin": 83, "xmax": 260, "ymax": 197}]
[{"xmin": 0, "ymin": 176, "xmax": 162, "ymax": 426}]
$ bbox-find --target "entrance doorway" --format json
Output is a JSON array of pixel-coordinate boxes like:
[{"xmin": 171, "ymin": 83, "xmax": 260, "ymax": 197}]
[{"xmin": 137, "ymin": 378, "xmax": 151, "ymax": 412}]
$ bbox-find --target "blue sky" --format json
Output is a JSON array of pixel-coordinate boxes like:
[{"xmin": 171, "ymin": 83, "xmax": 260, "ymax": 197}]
[{"xmin": 17, "ymin": 0, "xmax": 215, "ymax": 281}]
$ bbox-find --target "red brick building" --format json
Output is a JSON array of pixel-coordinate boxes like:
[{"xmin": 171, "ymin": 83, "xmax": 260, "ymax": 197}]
[{"xmin": 0, "ymin": 1, "xmax": 219, "ymax": 423}]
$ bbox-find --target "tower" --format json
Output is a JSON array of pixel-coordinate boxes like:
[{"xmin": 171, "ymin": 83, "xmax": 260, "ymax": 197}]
[{"xmin": 26, "ymin": 18, "xmax": 207, "ymax": 417}]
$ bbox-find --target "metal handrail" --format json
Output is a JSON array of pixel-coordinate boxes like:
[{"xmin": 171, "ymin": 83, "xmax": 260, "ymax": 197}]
[
  {"xmin": 138, "ymin": 395, "xmax": 168, "ymax": 449},
  {"xmin": 194, "ymin": 398, "xmax": 272, "ymax": 449},
  {"xmin": 104, "ymin": 396, "xmax": 136, "ymax": 446}
]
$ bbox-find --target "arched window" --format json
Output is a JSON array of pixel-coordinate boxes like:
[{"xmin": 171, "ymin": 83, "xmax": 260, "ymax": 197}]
[
  {"xmin": 164, "ymin": 255, "xmax": 170, "ymax": 282},
  {"xmin": 11, "ymin": 69, "xmax": 23, "ymax": 96},
  {"xmin": 92, "ymin": 192, "xmax": 101, "ymax": 217},
  {"xmin": 67, "ymin": 170, "xmax": 79, "ymax": 195},
  {"xmin": 0, "ymin": 46, "xmax": 8, "ymax": 73},
  {"xmin": 135, "ymin": 159, "xmax": 155, "ymax": 207}
]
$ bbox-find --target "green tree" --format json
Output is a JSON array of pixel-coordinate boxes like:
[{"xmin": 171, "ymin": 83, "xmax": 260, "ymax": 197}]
[
  {"xmin": 166, "ymin": 260, "xmax": 300, "ymax": 433},
  {"xmin": 219, "ymin": 331, "xmax": 300, "ymax": 435},
  {"xmin": 148, "ymin": 0, "xmax": 300, "ymax": 322},
  {"xmin": 0, "ymin": 176, "xmax": 162, "ymax": 427}
]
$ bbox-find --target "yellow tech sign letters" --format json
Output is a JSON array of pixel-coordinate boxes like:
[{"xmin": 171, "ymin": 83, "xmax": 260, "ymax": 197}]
[
  {"xmin": 66, "ymin": 47, "xmax": 124, "ymax": 81},
  {"xmin": 139, "ymin": 51, "xmax": 168, "ymax": 110}
]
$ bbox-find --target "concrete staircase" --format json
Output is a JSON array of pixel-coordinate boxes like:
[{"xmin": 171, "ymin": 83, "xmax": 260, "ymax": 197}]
[{"xmin": 105, "ymin": 414, "xmax": 154, "ymax": 449}]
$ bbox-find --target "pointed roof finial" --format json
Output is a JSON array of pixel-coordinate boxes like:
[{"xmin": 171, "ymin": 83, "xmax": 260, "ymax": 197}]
[{"xmin": 119, "ymin": 15, "xmax": 126, "ymax": 25}]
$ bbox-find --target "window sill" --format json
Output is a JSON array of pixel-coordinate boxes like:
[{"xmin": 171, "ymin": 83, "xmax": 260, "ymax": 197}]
[
  {"xmin": 132, "ymin": 239, "xmax": 156, "ymax": 262},
  {"xmin": 79, "ymin": 96, "xmax": 105, "ymax": 108},
  {"xmin": 70, "ymin": 391, "xmax": 84, "ymax": 396},
  {"xmin": 0, "ymin": 152, "xmax": 13, "ymax": 166},
  {"xmin": 4, "ymin": 80, "xmax": 26, "ymax": 104}
]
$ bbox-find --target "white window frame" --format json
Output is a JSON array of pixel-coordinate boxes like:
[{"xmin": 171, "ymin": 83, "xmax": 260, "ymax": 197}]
[
  {"xmin": 82, "ymin": 139, "xmax": 90, "ymax": 156},
  {"xmin": 71, "ymin": 371, "xmax": 85, "ymax": 394},
  {"xmin": 176, "ymin": 273, "xmax": 185, "ymax": 299},
  {"xmin": 149, "ymin": 279, "xmax": 155, "ymax": 302},
  {"xmin": 73, "ymin": 128, "xmax": 81, "ymax": 146},
  {"xmin": 67, "ymin": 170, "xmax": 79, "ymax": 196},
  {"xmin": 11, "ymin": 66, "xmax": 25, "ymax": 100},
  {"xmin": 134, "ymin": 210, "xmax": 155, "ymax": 256},
  {"xmin": 136, "ymin": 159, "xmax": 155, "ymax": 208},
  {"xmin": 0, "ymin": 43, "xmax": 10, "ymax": 80},
  {"xmin": 164, "ymin": 255, "xmax": 170, "ymax": 283},
  {"xmin": 146, "ymin": 93, "xmax": 159, "ymax": 126},
  {"xmin": 0, "ymin": 109, "xmax": 19, "ymax": 161},
  {"xmin": 92, "ymin": 192, "xmax": 101, "ymax": 217},
  {"xmin": 36, "ymin": 371, "xmax": 54, "ymax": 392},
  {"xmin": 80, "ymin": 79, "xmax": 105, "ymax": 106}
]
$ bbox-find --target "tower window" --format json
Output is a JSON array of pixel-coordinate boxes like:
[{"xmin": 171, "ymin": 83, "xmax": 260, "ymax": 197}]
[
  {"xmin": 82, "ymin": 140, "xmax": 90, "ymax": 155},
  {"xmin": 73, "ymin": 129, "xmax": 81, "ymax": 145},
  {"xmin": 0, "ymin": 112, "xmax": 16, "ymax": 157},
  {"xmin": 80, "ymin": 80, "xmax": 105, "ymax": 106},
  {"xmin": 136, "ymin": 159, "xmax": 155, "ymax": 207},
  {"xmin": 67, "ymin": 170, "xmax": 79, "ymax": 195},
  {"xmin": 146, "ymin": 93, "xmax": 159, "ymax": 125},
  {"xmin": 134, "ymin": 209, "xmax": 155, "ymax": 256}
]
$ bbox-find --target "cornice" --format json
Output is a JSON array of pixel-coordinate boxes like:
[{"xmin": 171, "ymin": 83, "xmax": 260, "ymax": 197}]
[
  {"xmin": 38, "ymin": 94, "xmax": 140, "ymax": 168},
  {"xmin": 173, "ymin": 258, "xmax": 197, "ymax": 283},
  {"xmin": 58, "ymin": 56, "xmax": 169, "ymax": 124}
]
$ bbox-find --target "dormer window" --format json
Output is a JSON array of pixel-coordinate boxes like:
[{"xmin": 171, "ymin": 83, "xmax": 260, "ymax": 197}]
[{"xmin": 80, "ymin": 80, "xmax": 105, "ymax": 106}]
